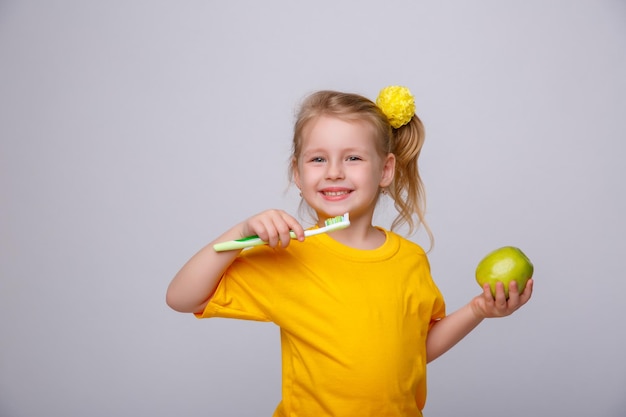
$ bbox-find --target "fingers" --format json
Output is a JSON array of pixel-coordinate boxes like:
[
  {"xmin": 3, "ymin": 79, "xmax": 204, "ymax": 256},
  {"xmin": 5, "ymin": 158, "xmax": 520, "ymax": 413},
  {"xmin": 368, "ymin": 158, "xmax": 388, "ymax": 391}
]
[
  {"xmin": 288, "ymin": 216, "xmax": 306, "ymax": 242},
  {"xmin": 482, "ymin": 283, "xmax": 493, "ymax": 299},
  {"xmin": 492, "ymin": 281, "xmax": 509, "ymax": 315},
  {"xmin": 506, "ymin": 280, "xmax": 520, "ymax": 304},
  {"xmin": 518, "ymin": 278, "xmax": 534, "ymax": 305},
  {"xmin": 500, "ymin": 279, "xmax": 534, "ymax": 316},
  {"xmin": 245, "ymin": 210, "xmax": 304, "ymax": 248},
  {"xmin": 473, "ymin": 278, "xmax": 534, "ymax": 320}
]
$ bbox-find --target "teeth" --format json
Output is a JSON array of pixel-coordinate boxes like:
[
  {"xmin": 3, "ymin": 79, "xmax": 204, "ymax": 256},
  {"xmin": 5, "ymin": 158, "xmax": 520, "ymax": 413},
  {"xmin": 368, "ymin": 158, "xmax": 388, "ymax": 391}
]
[{"xmin": 324, "ymin": 190, "xmax": 349, "ymax": 196}]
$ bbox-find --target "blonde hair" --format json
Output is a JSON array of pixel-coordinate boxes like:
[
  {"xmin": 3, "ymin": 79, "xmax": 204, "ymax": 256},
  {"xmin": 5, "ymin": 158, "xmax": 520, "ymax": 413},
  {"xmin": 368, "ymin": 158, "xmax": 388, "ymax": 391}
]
[{"xmin": 289, "ymin": 90, "xmax": 432, "ymax": 244}]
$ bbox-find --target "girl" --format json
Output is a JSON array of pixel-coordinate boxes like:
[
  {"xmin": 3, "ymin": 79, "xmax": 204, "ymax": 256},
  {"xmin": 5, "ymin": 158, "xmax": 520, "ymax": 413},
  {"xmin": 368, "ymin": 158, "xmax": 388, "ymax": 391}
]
[{"xmin": 166, "ymin": 86, "xmax": 533, "ymax": 417}]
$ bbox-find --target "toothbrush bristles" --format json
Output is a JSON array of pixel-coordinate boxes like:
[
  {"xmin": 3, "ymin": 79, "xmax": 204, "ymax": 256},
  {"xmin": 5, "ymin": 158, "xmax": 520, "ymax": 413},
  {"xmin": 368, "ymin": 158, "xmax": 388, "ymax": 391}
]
[{"xmin": 324, "ymin": 213, "xmax": 349, "ymax": 226}]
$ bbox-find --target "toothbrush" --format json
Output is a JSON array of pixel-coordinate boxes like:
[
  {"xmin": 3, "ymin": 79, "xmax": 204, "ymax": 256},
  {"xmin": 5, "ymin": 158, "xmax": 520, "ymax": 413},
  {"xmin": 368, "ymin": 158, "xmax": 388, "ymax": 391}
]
[{"xmin": 213, "ymin": 213, "xmax": 350, "ymax": 252}]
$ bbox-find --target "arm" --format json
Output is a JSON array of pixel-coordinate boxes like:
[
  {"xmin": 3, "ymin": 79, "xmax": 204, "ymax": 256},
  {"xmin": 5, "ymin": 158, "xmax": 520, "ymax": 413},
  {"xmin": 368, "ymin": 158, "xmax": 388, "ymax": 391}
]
[
  {"xmin": 425, "ymin": 279, "xmax": 534, "ymax": 363},
  {"xmin": 165, "ymin": 209, "xmax": 305, "ymax": 314}
]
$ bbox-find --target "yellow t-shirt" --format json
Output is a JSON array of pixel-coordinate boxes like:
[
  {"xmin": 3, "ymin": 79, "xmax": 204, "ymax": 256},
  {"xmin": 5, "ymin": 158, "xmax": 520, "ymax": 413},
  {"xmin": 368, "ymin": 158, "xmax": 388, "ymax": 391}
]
[{"xmin": 196, "ymin": 228, "xmax": 446, "ymax": 417}]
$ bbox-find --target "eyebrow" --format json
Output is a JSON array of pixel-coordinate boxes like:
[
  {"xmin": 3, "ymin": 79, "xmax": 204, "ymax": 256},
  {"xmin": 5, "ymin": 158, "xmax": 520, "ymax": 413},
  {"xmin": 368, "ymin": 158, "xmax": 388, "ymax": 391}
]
[{"xmin": 300, "ymin": 147, "xmax": 371, "ymax": 156}]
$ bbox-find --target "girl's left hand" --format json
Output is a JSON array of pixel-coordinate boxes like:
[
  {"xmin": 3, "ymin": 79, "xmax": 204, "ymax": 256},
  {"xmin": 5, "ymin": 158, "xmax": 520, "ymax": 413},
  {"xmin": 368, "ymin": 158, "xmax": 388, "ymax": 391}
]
[{"xmin": 471, "ymin": 279, "xmax": 534, "ymax": 319}]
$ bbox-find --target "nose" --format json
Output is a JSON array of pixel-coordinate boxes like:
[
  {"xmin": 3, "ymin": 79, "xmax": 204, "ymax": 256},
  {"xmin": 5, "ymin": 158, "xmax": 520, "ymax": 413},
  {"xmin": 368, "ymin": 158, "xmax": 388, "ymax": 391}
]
[{"xmin": 325, "ymin": 159, "xmax": 344, "ymax": 180}]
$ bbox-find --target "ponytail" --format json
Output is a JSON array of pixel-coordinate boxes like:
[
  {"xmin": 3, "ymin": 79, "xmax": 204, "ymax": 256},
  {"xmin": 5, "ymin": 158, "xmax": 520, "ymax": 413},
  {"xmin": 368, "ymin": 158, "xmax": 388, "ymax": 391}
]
[{"xmin": 388, "ymin": 114, "xmax": 433, "ymax": 246}]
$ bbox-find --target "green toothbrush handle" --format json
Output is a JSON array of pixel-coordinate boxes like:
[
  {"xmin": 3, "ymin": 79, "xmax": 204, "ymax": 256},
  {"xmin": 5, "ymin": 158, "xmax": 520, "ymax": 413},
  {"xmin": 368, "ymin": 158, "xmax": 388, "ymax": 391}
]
[{"xmin": 213, "ymin": 231, "xmax": 298, "ymax": 252}]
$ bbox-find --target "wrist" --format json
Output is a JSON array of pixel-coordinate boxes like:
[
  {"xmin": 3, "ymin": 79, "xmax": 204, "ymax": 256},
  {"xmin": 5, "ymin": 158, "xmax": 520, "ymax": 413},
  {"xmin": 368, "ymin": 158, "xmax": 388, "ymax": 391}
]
[{"xmin": 469, "ymin": 297, "xmax": 487, "ymax": 322}]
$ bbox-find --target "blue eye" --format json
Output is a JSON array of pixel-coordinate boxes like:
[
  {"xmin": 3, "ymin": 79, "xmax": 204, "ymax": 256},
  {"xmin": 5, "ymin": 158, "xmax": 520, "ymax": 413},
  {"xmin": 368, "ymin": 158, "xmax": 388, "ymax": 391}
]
[
  {"xmin": 347, "ymin": 156, "xmax": 362, "ymax": 161},
  {"xmin": 311, "ymin": 157, "xmax": 326, "ymax": 163}
]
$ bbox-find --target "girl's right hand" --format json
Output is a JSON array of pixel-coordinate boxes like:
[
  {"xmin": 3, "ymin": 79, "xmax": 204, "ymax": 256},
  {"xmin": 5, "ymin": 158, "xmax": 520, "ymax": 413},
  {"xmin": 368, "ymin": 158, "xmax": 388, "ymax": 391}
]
[{"xmin": 240, "ymin": 209, "xmax": 305, "ymax": 248}]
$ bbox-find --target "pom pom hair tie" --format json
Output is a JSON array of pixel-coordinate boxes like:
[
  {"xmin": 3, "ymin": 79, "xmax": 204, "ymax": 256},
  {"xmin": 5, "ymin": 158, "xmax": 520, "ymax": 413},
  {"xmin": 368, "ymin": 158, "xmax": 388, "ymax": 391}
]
[{"xmin": 376, "ymin": 86, "xmax": 416, "ymax": 129}]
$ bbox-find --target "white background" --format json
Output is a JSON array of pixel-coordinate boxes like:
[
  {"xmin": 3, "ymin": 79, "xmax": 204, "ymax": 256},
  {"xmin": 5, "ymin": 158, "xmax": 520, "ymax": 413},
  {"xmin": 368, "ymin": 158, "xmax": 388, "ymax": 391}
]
[{"xmin": 1, "ymin": 1, "xmax": 625, "ymax": 416}]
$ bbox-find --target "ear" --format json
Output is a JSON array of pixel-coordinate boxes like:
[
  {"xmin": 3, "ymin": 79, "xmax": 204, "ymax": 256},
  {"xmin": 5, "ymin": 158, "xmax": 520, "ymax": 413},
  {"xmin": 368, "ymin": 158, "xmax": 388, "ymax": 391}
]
[{"xmin": 379, "ymin": 153, "xmax": 396, "ymax": 188}]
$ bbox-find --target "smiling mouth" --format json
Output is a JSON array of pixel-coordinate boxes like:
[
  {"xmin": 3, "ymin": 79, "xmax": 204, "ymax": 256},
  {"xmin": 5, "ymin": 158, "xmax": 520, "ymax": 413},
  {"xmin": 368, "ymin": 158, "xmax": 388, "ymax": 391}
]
[{"xmin": 322, "ymin": 190, "xmax": 350, "ymax": 196}]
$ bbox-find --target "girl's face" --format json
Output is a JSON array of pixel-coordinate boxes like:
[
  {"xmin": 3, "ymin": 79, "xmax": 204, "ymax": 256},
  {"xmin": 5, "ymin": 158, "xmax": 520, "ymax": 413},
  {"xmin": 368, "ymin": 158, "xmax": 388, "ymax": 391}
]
[{"xmin": 293, "ymin": 115, "xmax": 395, "ymax": 226}]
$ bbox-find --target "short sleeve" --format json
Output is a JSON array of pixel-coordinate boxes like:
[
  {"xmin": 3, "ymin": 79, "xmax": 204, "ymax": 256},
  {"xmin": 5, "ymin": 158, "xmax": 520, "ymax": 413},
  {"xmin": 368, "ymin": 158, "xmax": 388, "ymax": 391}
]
[{"xmin": 194, "ymin": 247, "xmax": 282, "ymax": 322}]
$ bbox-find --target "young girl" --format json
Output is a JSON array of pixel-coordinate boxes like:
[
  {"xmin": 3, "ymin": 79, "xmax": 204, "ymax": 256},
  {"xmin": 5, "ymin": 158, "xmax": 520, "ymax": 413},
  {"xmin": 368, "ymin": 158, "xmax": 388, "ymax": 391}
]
[{"xmin": 166, "ymin": 86, "xmax": 533, "ymax": 417}]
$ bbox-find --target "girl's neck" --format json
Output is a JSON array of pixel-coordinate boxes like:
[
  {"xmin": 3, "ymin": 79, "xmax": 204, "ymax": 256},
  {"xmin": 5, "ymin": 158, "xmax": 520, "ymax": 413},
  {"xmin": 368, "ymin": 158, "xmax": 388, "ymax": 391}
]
[{"xmin": 324, "ymin": 216, "xmax": 386, "ymax": 250}]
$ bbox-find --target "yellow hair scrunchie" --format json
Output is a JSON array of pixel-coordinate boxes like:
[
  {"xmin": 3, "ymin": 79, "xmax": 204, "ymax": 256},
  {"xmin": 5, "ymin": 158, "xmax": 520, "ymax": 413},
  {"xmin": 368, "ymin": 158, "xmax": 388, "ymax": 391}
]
[{"xmin": 375, "ymin": 86, "xmax": 416, "ymax": 129}]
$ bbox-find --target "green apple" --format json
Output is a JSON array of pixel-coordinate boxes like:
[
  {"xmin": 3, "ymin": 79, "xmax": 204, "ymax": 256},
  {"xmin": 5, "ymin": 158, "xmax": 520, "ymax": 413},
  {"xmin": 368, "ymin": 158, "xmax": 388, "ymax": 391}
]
[{"xmin": 475, "ymin": 246, "xmax": 534, "ymax": 298}]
